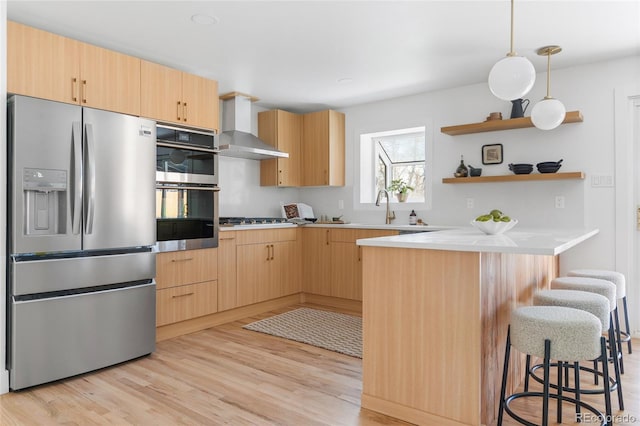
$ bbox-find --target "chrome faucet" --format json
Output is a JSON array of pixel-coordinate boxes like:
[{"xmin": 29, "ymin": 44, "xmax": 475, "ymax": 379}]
[{"xmin": 375, "ymin": 189, "xmax": 396, "ymax": 224}]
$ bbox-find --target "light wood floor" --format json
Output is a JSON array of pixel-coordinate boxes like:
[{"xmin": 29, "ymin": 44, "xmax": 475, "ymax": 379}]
[{"xmin": 0, "ymin": 303, "xmax": 637, "ymax": 426}]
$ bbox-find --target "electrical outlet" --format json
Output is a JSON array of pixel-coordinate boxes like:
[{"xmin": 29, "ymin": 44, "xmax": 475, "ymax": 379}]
[
  {"xmin": 466, "ymin": 198, "xmax": 474, "ymax": 209},
  {"xmin": 555, "ymin": 196, "xmax": 565, "ymax": 209},
  {"xmin": 338, "ymin": 199, "xmax": 344, "ymax": 210}
]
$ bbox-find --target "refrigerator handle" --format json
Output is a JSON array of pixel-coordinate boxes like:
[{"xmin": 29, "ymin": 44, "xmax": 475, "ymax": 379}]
[
  {"xmin": 84, "ymin": 123, "xmax": 96, "ymax": 235},
  {"xmin": 72, "ymin": 122, "xmax": 82, "ymax": 235}
]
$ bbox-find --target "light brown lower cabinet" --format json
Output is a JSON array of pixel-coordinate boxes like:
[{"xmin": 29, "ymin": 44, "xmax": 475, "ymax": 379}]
[
  {"xmin": 156, "ymin": 247, "xmax": 218, "ymax": 326},
  {"xmin": 156, "ymin": 281, "xmax": 218, "ymax": 327},
  {"xmin": 217, "ymin": 231, "xmax": 238, "ymax": 312},
  {"xmin": 303, "ymin": 228, "xmax": 398, "ymax": 300},
  {"xmin": 236, "ymin": 228, "xmax": 301, "ymax": 307}
]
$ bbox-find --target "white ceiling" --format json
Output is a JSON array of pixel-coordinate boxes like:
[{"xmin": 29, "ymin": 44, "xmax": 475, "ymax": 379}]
[{"xmin": 7, "ymin": 1, "xmax": 640, "ymax": 112}]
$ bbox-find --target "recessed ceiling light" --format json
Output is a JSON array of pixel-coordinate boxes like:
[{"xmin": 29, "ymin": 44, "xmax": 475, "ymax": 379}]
[
  {"xmin": 191, "ymin": 14, "xmax": 219, "ymax": 25},
  {"xmin": 337, "ymin": 78, "xmax": 353, "ymax": 84}
]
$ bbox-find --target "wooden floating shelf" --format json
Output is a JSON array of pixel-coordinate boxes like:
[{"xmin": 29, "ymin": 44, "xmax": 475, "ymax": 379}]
[
  {"xmin": 440, "ymin": 111, "xmax": 583, "ymax": 136},
  {"xmin": 442, "ymin": 171, "xmax": 585, "ymax": 184}
]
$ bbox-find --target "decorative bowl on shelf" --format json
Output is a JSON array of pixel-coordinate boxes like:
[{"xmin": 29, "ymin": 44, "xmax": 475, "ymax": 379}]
[
  {"xmin": 508, "ymin": 163, "xmax": 533, "ymax": 175},
  {"xmin": 536, "ymin": 159, "xmax": 563, "ymax": 174},
  {"xmin": 468, "ymin": 165, "xmax": 482, "ymax": 177},
  {"xmin": 471, "ymin": 219, "xmax": 518, "ymax": 235}
]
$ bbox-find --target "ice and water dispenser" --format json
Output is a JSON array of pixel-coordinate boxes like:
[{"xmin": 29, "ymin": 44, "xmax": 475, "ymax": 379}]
[{"xmin": 22, "ymin": 168, "xmax": 68, "ymax": 235}]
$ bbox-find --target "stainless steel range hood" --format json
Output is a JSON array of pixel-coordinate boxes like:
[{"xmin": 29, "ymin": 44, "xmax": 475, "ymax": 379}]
[{"xmin": 218, "ymin": 93, "xmax": 289, "ymax": 160}]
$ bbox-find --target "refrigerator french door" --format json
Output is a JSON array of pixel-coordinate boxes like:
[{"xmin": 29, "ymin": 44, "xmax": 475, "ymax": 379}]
[{"xmin": 7, "ymin": 95, "xmax": 157, "ymax": 390}]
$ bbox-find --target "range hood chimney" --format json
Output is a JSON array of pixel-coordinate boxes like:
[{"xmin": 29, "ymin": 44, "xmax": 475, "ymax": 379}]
[{"xmin": 218, "ymin": 92, "xmax": 288, "ymax": 160}]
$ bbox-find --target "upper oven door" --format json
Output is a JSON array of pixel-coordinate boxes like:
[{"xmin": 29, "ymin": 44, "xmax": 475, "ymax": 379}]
[{"xmin": 156, "ymin": 124, "xmax": 218, "ymax": 185}]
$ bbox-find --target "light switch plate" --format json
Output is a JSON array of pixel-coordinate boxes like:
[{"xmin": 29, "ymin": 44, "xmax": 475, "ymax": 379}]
[{"xmin": 591, "ymin": 174, "xmax": 614, "ymax": 187}]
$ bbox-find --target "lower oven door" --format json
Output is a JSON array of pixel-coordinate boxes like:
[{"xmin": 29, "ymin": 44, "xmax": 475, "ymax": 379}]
[{"xmin": 156, "ymin": 183, "xmax": 219, "ymax": 251}]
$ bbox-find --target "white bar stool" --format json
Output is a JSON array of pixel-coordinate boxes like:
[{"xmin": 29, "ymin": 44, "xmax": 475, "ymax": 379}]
[
  {"xmin": 532, "ymin": 289, "xmax": 622, "ymax": 415},
  {"xmin": 568, "ymin": 269, "xmax": 632, "ymax": 358},
  {"xmin": 551, "ymin": 276, "xmax": 624, "ymax": 410},
  {"xmin": 498, "ymin": 306, "xmax": 611, "ymax": 426}
]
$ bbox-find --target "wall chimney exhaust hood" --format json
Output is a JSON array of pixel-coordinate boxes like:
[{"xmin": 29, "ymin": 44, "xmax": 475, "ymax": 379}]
[{"xmin": 218, "ymin": 92, "xmax": 289, "ymax": 160}]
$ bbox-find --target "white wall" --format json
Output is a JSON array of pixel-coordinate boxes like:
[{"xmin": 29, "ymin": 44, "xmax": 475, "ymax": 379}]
[
  {"xmin": 1, "ymin": 2, "xmax": 9, "ymax": 394},
  {"xmin": 217, "ymin": 104, "xmax": 302, "ymax": 217},
  {"xmin": 297, "ymin": 56, "xmax": 640, "ymax": 332},
  {"xmin": 215, "ymin": 58, "xmax": 640, "ymax": 336}
]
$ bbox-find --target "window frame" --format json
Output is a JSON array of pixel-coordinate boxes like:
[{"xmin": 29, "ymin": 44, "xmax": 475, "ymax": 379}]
[{"xmin": 355, "ymin": 122, "xmax": 433, "ymax": 212}]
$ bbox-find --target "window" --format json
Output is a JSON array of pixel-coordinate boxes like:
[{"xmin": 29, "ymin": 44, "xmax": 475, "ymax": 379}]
[{"xmin": 360, "ymin": 126, "xmax": 426, "ymax": 204}]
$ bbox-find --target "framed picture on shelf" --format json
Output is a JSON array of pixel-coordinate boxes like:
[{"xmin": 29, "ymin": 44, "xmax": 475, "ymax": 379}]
[{"xmin": 482, "ymin": 144, "xmax": 503, "ymax": 165}]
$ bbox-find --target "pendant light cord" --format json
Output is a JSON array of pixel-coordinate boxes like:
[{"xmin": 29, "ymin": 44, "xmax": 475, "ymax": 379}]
[
  {"xmin": 508, "ymin": 0, "xmax": 515, "ymax": 56},
  {"xmin": 545, "ymin": 50, "xmax": 552, "ymax": 99}
]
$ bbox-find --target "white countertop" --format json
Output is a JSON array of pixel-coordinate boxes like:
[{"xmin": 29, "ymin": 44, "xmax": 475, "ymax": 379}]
[
  {"xmin": 302, "ymin": 223, "xmax": 457, "ymax": 232},
  {"xmin": 356, "ymin": 227, "xmax": 599, "ymax": 255},
  {"xmin": 220, "ymin": 223, "xmax": 297, "ymax": 231},
  {"xmin": 219, "ymin": 223, "xmax": 456, "ymax": 232}
]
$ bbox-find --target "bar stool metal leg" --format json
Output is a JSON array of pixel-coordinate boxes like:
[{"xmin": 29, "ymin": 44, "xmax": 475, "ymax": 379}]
[
  {"xmin": 574, "ymin": 361, "xmax": 581, "ymax": 421},
  {"xmin": 498, "ymin": 327, "xmax": 511, "ymax": 426},
  {"xmin": 600, "ymin": 337, "xmax": 613, "ymax": 422},
  {"xmin": 614, "ymin": 307, "xmax": 625, "ymax": 374},
  {"xmin": 622, "ymin": 296, "xmax": 633, "ymax": 354},
  {"xmin": 608, "ymin": 312, "xmax": 624, "ymax": 410},
  {"xmin": 542, "ymin": 340, "xmax": 551, "ymax": 426}
]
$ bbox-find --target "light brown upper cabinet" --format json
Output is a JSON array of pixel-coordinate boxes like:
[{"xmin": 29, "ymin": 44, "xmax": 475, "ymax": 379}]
[
  {"xmin": 141, "ymin": 60, "xmax": 219, "ymax": 131},
  {"xmin": 302, "ymin": 110, "xmax": 345, "ymax": 186},
  {"xmin": 7, "ymin": 21, "xmax": 141, "ymax": 116},
  {"xmin": 259, "ymin": 109, "xmax": 302, "ymax": 187}
]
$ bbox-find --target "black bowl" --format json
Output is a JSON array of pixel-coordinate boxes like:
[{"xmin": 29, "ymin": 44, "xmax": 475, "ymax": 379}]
[
  {"xmin": 509, "ymin": 163, "xmax": 533, "ymax": 175},
  {"xmin": 304, "ymin": 217, "xmax": 318, "ymax": 223},
  {"xmin": 536, "ymin": 159, "xmax": 563, "ymax": 168},
  {"xmin": 537, "ymin": 165, "xmax": 562, "ymax": 173},
  {"xmin": 512, "ymin": 169, "xmax": 533, "ymax": 175}
]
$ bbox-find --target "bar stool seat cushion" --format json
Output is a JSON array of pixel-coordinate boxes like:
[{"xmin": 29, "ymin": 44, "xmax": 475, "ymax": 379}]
[
  {"xmin": 567, "ymin": 269, "xmax": 626, "ymax": 299},
  {"xmin": 534, "ymin": 289, "xmax": 610, "ymax": 330},
  {"xmin": 511, "ymin": 306, "xmax": 602, "ymax": 361},
  {"xmin": 551, "ymin": 276, "xmax": 617, "ymax": 311}
]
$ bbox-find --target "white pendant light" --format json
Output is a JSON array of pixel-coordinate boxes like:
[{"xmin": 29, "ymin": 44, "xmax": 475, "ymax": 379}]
[
  {"xmin": 488, "ymin": 0, "xmax": 536, "ymax": 101},
  {"xmin": 531, "ymin": 45, "xmax": 566, "ymax": 130}
]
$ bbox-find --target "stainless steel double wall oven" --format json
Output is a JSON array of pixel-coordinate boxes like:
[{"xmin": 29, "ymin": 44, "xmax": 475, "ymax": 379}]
[{"xmin": 155, "ymin": 124, "xmax": 219, "ymax": 251}]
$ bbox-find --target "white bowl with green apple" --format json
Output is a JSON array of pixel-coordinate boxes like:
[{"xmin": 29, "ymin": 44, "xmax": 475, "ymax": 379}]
[{"xmin": 471, "ymin": 209, "xmax": 518, "ymax": 235}]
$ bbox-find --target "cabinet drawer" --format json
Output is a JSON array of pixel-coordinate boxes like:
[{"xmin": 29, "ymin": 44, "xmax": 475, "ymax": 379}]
[
  {"xmin": 156, "ymin": 280, "xmax": 218, "ymax": 326},
  {"xmin": 330, "ymin": 229, "xmax": 359, "ymax": 242},
  {"xmin": 235, "ymin": 228, "xmax": 298, "ymax": 245},
  {"xmin": 156, "ymin": 248, "xmax": 217, "ymax": 289},
  {"xmin": 330, "ymin": 228, "xmax": 398, "ymax": 242}
]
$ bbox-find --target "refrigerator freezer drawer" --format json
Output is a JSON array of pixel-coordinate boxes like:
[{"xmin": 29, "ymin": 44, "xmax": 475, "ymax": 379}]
[
  {"xmin": 10, "ymin": 282, "xmax": 156, "ymax": 390},
  {"xmin": 12, "ymin": 251, "xmax": 155, "ymax": 295},
  {"xmin": 9, "ymin": 283, "xmax": 156, "ymax": 390}
]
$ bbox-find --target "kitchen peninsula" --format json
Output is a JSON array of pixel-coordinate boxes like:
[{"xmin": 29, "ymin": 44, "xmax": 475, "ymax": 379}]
[{"xmin": 357, "ymin": 228, "xmax": 598, "ymax": 426}]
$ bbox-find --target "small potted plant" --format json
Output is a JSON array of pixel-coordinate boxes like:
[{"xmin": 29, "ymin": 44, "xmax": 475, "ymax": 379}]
[{"xmin": 388, "ymin": 179, "xmax": 414, "ymax": 202}]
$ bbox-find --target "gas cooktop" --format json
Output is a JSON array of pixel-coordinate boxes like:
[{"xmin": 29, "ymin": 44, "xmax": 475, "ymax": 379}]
[{"xmin": 219, "ymin": 217, "xmax": 290, "ymax": 226}]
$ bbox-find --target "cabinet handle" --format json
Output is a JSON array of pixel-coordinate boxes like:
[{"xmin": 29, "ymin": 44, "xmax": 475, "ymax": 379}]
[
  {"xmin": 326, "ymin": 230, "xmax": 330, "ymax": 245},
  {"xmin": 72, "ymin": 77, "xmax": 78, "ymax": 102},
  {"xmin": 358, "ymin": 246, "xmax": 362, "ymax": 262},
  {"xmin": 171, "ymin": 257, "xmax": 194, "ymax": 262},
  {"xmin": 183, "ymin": 102, "xmax": 188, "ymax": 122},
  {"xmin": 266, "ymin": 245, "xmax": 271, "ymax": 261},
  {"xmin": 177, "ymin": 101, "xmax": 182, "ymax": 121},
  {"xmin": 270, "ymin": 244, "xmax": 275, "ymax": 260},
  {"xmin": 81, "ymin": 80, "xmax": 87, "ymax": 103},
  {"xmin": 172, "ymin": 292, "xmax": 194, "ymax": 298}
]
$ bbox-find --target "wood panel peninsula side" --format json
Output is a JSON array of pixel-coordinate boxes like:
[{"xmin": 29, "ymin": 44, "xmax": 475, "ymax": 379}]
[{"xmin": 357, "ymin": 227, "xmax": 599, "ymax": 426}]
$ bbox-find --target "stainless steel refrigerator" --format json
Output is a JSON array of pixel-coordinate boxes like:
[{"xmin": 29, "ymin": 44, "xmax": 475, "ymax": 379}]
[{"xmin": 7, "ymin": 95, "xmax": 157, "ymax": 390}]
